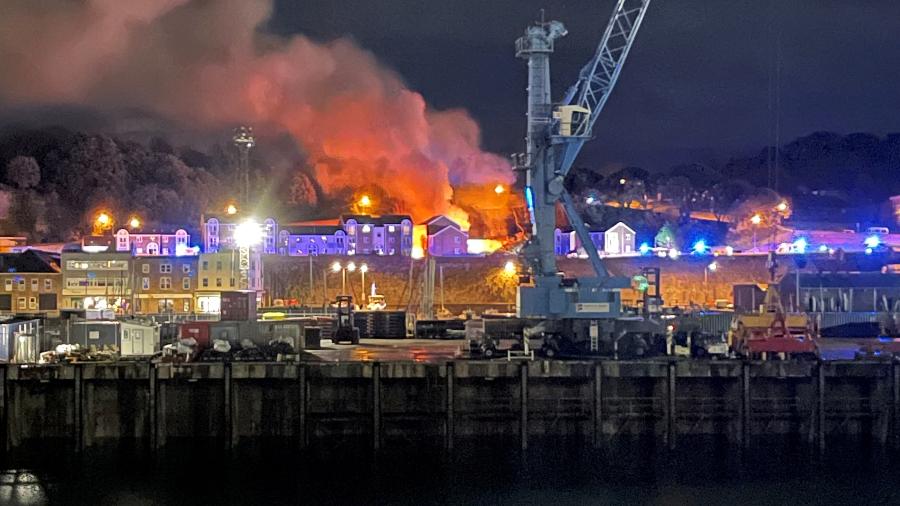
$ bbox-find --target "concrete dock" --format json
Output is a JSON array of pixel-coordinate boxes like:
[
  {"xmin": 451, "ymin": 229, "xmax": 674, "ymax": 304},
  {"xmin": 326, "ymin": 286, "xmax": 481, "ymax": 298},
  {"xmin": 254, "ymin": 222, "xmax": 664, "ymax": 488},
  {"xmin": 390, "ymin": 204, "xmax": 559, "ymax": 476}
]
[{"xmin": 1, "ymin": 357, "xmax": 898, "ymax": 453}]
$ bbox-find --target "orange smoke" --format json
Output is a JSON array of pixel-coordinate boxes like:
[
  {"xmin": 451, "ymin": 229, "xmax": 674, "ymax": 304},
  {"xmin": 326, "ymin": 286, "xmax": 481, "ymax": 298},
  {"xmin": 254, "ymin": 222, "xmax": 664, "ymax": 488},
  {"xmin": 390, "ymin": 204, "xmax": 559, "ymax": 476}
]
[{"xmin": 0, "ymin": 0, "xmax": 513, "ymax": 226}]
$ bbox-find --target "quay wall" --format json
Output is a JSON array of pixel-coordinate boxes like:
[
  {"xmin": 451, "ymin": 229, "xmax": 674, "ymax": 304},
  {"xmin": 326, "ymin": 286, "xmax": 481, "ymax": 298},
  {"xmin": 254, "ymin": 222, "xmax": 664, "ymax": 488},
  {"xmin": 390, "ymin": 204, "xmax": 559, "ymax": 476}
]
[{"xmin": 1, "ymin": 360, "xmax": 899, "ymax": 452}]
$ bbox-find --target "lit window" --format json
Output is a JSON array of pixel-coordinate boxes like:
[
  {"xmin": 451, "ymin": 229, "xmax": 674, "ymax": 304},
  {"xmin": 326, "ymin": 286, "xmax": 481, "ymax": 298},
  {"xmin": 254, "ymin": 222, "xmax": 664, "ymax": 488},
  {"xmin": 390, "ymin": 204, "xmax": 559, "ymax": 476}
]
[
  {"xmin": 17, "ymin": 297, "xmax": 26, "ymax": 309},
  {"xmin": 362, "ymin": 225, "xmax": 371, "ymax": 233},
  {"xmin": 4, "ymin": 279, "xmax": 11, "ymax": 291},
  {"xmin": 17, "ymin": 280, "xmax": 25, "ymax": 291},
  {"xmin": 44, "ymin": 279, "xmax": 52, "ymax": 291},
  {"xmin": 31, "ymin": 279, "xmax": 38, "ymax": 292},
  {"xmin": 160, "ymin": 277, "xmax": 172, "ymax": 289},
  {"xmin": 388, "ymin": 225, "xmax": 396, "ymax": 232},
  {"xmin": 28, "ymin": 297, "xmax": 36, "ymax": 310}
]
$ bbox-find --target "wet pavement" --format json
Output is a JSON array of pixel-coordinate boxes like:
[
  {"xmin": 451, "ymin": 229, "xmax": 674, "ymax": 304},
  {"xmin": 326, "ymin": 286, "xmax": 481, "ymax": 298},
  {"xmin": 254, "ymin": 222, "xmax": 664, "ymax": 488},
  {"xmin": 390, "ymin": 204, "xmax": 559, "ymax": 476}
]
[{"xmin": 307, "ymin": 338, "xmax": 468, "ymax": 363}]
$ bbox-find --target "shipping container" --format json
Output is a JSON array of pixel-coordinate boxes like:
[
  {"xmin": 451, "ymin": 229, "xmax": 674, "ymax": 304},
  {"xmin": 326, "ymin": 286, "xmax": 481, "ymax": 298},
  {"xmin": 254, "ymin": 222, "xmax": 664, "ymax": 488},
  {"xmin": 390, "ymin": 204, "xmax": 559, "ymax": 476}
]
[
  {"xmin": 220, "ymin": 291, "xmax": 257, "ymax": 321},
  {"xmin": 179, "ymin": 321, "xmax": 211, "ymax": 349},
  {"xmin": 209, "ymin": 320, "xmax": 257, "ymax": 345}
]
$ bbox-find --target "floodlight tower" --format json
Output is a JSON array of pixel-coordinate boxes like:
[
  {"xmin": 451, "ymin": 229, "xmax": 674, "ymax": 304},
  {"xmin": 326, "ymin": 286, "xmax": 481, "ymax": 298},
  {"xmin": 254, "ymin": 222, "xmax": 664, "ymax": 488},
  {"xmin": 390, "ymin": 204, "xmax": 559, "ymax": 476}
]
[{"xmin": 233, "ymin": 126, "xmax": 255, "ymax": 207}]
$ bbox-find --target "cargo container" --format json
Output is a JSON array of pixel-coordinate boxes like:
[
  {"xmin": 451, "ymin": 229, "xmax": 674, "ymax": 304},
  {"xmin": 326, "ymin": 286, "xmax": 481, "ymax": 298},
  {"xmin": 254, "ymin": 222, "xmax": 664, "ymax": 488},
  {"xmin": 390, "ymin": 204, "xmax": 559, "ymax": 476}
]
[
  {"xmin": 209, "ymin": 320, "xmax": 257, "ymax": 345},
  {"xmin": 179, "ymin": 321, "xmax": 211, "ymax": 349},
  {"xmin": 0, "ymin": 317, "xmax": 42, "ymax": 363},
  {"xmin": 68, "ymin": 320, "xmax": 160, "ymax": 356},
  {"xmin": 220, "ymin": 291, "xmax": 257, "ymax": 321}
]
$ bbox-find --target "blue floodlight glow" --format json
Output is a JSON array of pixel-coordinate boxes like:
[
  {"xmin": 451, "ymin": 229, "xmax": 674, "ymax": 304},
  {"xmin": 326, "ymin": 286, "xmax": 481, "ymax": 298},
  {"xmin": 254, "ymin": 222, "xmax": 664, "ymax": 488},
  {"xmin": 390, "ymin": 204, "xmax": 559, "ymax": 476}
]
[
  {"xmin": 792, "ymin": 237, "xmax": 808, "ymax": 253},
  {"xmin": 865, "ymin": 247, "xmax": 873, "ymax": 255},
  {"xmin": 864, "ymin": 235, "xmax": 881, "ymax": 249},
  {"xmin": 639, "ymin": 243, "xmax": 650, "ymax": 255},
  {"xmin": 524, "ymin": 185, "xmax": 535, "ymax": 211},
  {"xmin": 692, "ymin": 240, "xmax": 707, "ymax": 254},
  {"xmin": 818, "ymin": 244, "xmax": 828, "ymax": 253}
]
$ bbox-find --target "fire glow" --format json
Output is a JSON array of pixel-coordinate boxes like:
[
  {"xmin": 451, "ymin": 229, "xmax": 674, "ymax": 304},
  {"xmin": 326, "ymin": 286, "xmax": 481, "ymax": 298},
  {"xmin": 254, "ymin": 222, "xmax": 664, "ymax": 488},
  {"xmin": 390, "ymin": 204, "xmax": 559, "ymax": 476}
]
[{"xmin": 0, "ymin": 0, "xmax": 514, "ymax": 231}]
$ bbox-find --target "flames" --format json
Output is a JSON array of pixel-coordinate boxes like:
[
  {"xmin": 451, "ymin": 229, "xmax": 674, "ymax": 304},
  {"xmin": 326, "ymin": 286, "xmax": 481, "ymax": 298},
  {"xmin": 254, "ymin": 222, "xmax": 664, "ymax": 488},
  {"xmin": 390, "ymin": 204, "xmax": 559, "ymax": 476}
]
[
  {"xmin": 466, "ymin": 239, "xmax": 503, "ymax": 255},
  {"xmin": 0, "ymin": 0, "xmax": 514, "ymax": 231}
]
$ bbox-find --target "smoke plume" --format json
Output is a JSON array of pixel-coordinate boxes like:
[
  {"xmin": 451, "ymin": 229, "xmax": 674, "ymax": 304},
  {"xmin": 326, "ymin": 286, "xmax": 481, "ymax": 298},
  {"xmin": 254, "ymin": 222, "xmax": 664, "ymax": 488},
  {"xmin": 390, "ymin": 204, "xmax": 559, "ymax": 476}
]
[{"xmin": 0, "ymin": 0, "xmax": 512, "ymax": 229}]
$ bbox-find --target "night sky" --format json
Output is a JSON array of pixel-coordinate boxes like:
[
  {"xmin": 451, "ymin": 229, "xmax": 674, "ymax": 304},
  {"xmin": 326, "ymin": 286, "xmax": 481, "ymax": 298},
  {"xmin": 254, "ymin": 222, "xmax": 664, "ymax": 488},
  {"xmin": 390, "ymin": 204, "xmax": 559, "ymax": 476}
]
[{"xmin": 268, "ymin": 0, "xmax": 900, "ymax": 172}]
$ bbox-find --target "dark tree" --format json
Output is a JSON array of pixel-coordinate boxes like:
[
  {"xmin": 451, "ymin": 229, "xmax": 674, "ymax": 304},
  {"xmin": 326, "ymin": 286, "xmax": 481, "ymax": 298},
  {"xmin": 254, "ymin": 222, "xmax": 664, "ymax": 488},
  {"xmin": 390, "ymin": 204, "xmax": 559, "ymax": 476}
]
[{"xmin": 5, "ymin": 155, "xmax": 40, "ymax": 189}]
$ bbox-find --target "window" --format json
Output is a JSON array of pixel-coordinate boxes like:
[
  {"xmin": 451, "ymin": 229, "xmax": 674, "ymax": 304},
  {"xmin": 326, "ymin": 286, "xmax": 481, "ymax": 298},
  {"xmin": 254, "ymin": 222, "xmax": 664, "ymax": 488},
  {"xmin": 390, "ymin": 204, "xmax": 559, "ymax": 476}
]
[
  {"xmin": 17, "ymin": 279, "xmax": 25, "ymax": 291},
  {"xmin": 388, "ymin": 225, "xmax": 396, "ymax": 232},
  {"xmin": 28, "ymin": 297, "xmax": 36, "ymax": 310},
  {"xmin": 147, "ymin": 242, "xmax": 159, "ymax": 255},
  {"xmin": 230, "ymin": 278, "xmax": 235, "ymax": 287},
  {"xmin": 202, "ymin": 278, "xmax": 209, "ymax": 288},
  {"xmin": 142, "ymin": 277, "xmax": 150, "ymax": 290},
  {"xmin": 216, "ymin": 261, "xmax": 222, "ymax": 270},
  {"xmin": 362, "ymin": 224, "xmax": 371, "ymax": 233},
  {"xmin": 142, "ymin": 264, "xmax": 150, "ymax": 274},
  {"xmin": 160, "ymin": 263, "xmax": 172, "ymax": 273},
  {"xmin": 182, "ymin": 264, "xmax": 191, "ymax": 274},
  {"xmin": 4, "ymin": 279, "xmax": 11, "ymax": 291},
  {"xmin": 31, "ymin": 279, "xmax": 38, "ymax": 292},
  {"xmin": 17, "ymin": 297, "xmax": 26, "ymax": 310},
  {"xmin": 162, "ymin": 247, "xmax": 169, "ymax": 255},
  {"xmin": 454, "ymin": 235, "xmax": 460, "ymax": 244},
  {"xmin": 202, "ymin": 261, "xmax": 209, "ymax": 271},
  {"xmin": 182, "ymin": 277, "xmax": 190, "ymax": 290},
  {"xmin": 160, "ymin": 277, "xmax": 172, "ymax": 289},
  {"xmin": 44, "ymin": 279, "xmax": 52, "ymax": 291},
  {"xmin": 216, "ymin": 278, "xmax": 222, "ymax": 287},
  {"xmin": 454, "ymin": 248, "xmax": 461, "ymax": 255}
]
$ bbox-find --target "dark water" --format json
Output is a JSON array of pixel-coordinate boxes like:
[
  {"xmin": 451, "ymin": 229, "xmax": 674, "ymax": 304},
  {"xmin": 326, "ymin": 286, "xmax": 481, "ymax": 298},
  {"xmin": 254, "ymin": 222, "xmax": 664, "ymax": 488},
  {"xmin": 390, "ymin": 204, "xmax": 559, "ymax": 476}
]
[{"xmin": 1, "ymin": 437, "xmax": 898, "ymax": 505}]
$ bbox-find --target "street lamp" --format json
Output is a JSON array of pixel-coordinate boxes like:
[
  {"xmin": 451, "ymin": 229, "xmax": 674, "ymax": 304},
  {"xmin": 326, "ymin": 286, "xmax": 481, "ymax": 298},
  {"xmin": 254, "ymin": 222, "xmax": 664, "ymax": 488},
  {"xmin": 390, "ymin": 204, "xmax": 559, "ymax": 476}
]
[
  {"xmin": 128, "ymin": 216, "xmax": 141, "ymax": 230},
  {"xmin": 705, "ymin": 261, "xmax": 718, "ymax": 304},
  {"xmin": 750, "ymin": 213, "xmax": 762, "ymax": 251},
  {"xmin": 360, "ymin": 263, "xmax": 369, "ymax": 304},
  {"xmin": 234, "ymin": 220, "xmax": 262, "ymax": 290},
  {"xmin": 93, "ymin": 211, "xmax": 113, "ymax": 235},
  {"xmin": 226, "ymin": 204, "xmax": 238, "ymax": 215}
]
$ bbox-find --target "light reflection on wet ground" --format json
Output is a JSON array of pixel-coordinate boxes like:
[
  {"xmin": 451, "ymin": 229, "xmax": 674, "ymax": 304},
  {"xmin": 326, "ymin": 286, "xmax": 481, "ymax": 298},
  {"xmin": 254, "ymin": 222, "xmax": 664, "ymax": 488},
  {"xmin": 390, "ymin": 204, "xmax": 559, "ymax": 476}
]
[{"xmin": 306, "ymin": 338, "xmax": 466, "ymax": 363}]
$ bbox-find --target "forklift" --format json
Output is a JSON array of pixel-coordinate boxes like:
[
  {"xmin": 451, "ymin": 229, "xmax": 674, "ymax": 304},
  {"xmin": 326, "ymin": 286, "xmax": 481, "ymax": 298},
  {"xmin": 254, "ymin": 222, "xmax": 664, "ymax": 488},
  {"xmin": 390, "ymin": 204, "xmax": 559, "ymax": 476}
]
[{"xmin": 331, "ymin": 295, "xmax": 360, "ymax": 345}]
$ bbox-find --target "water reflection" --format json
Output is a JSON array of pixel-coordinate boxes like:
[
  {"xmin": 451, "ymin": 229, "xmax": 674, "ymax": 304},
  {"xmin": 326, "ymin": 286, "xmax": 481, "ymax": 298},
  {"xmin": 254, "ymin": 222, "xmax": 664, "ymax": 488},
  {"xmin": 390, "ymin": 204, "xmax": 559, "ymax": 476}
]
[{"xmin": 0, "ymin": 470, "xmax": 48, "ymax": 506}]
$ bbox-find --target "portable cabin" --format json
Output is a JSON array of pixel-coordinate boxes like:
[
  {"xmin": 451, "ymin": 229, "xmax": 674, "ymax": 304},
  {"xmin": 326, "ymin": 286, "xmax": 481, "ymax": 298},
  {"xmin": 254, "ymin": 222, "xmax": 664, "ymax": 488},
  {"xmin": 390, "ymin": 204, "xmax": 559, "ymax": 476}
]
[
  {"xmin": 0, "ymin": 317, "xmax": 42, "ymax": 363},
  {"xmin": 68, "ymin": 320, "xmax": 160, "ymax": 356}
]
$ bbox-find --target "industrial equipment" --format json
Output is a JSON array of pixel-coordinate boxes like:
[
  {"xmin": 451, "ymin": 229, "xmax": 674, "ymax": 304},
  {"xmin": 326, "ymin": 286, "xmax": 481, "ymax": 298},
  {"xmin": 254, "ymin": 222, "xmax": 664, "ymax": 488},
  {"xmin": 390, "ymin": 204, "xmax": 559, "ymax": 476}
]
[
  {"xmin": 728, "ymin": 254, "xmax": 818, "ymax": 359},
  {"xmin": 513, "ymin": 1, "xmax": 665, "ymax": 357},
  {"xmin": 331, "ymin": 295, "xmax": 360, "ymax": 345}
]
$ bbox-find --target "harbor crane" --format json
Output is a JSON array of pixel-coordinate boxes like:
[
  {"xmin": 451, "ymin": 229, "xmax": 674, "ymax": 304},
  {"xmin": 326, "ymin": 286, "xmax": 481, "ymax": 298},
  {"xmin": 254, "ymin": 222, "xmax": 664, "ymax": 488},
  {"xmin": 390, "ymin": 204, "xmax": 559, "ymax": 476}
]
[{"xmin": 515, "ymin": 0, "xmax": 664, "ymax": 357}]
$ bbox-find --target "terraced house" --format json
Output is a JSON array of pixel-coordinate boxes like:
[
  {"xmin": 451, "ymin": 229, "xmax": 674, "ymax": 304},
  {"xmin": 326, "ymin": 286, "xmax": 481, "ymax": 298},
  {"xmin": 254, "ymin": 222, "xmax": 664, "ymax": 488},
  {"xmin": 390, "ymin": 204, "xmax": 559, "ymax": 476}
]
[{"xmin": 0, "ymin": 250, "xmax": 61, "ymax": 317}]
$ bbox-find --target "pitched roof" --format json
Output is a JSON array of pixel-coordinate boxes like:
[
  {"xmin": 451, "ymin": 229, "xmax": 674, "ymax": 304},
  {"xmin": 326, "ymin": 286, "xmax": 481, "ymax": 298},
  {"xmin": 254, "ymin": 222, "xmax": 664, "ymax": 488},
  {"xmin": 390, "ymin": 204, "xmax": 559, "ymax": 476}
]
[
  {"xmin": 340, "ymin": 214, "xmax": 412, "ymax": 225},
  {"xmin": 281, "ymin": 225, "xmax": 344, "ymax": 235},
  {"xmin": 606, "ymin": 221, "xmax": 636, "ymax": 234},
  {"xmin": 0, "ymin": 249, "xmax": 60, "ymax": 273}
]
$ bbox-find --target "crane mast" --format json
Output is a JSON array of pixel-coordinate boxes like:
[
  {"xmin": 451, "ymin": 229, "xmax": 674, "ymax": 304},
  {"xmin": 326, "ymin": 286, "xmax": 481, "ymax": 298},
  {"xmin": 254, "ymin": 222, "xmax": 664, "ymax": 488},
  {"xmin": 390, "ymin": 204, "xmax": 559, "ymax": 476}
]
[{"xmin": 514, "ymin": 1, "xmax": 655, "ymax": 355}]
